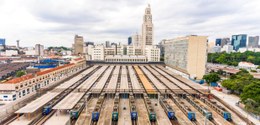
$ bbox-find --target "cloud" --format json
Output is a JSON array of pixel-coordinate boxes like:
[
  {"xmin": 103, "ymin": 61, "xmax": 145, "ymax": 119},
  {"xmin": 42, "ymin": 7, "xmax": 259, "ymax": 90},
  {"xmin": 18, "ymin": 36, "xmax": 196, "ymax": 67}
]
[{"xmin": 0, "ymin": 0, "xmax": 259, "ymax": 47}]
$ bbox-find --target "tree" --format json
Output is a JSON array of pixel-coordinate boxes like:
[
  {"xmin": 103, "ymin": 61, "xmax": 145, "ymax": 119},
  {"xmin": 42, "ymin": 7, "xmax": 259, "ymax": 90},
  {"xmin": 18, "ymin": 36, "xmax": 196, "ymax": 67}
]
[
  {"xmin": 240, "ymin": 82, "xmax": 260, "ymax": 104},
  {"xmin": 203, "ymin": 73, "xmax": 220, "ymax": 84},
  {"xmin": 16, "ymin": 71, "xmax": 26, "ymax": 77}
]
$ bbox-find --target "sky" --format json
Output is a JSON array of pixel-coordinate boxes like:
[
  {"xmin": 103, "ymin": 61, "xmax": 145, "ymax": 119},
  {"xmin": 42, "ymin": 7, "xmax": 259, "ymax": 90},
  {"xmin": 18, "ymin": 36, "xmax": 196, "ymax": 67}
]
[{"xmin": 0, "ymin": 0, "xmax": 260, "ymax": 47}]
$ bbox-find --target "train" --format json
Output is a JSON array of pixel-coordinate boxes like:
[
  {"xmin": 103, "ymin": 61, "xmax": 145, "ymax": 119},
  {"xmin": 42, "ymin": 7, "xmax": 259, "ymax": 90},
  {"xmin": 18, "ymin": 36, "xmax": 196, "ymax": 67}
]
[
  {"xmin": 42, "ymin": 105, "xmax": 52, "ymax": 115},
  {"xmin": 92, "ymin": 93, "xmax": 105, "ymax": 122},
  {"xmin": 70, "ymin": 93, "xmax": 90, "ymax": 120},
  {"xmin": 200, "ymin": 96, "xmax": 232, "ymax": 121},
  {"xmin": 129, "ymin": 93, "xmax": 138, "ymax": 120},
  {"xmin": 112, "ymin": 93, "xmax": 120, "ymax": 121},
  {"xmin": 171, "ymin": 94, "xmax": 196, "ymax": 121},
  {"xmin": 186, "ymin": 96, "xmax": 213, "ymax": 120},
  {"xmin": 143, "ymin": 94, "xmax": 156, "ymax": 122},
  {"xmin": 159, "ymin": 97, "xmax": 175, "ymax": 120}
]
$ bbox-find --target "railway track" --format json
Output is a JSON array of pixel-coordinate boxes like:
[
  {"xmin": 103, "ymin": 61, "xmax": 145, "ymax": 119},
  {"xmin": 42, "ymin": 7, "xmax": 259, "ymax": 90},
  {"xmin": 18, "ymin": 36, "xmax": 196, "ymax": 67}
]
[
  {"xmin": 154, "ymin": 65, "xmax": 254, "ymax": 125},
  {"xmin": 144, "ymin": 65, "xmax": 212, "ymax": 125},
  {"xmin": 28, "ymin": 66, "xmax": 101, "ymax": 125},
  {"xmin": 90, "ymin": 66, "xmax": 116, "ymax": 125},
  {"xmin": 0, "ymin": 65, "xmax": 90, "ymax": 125}
]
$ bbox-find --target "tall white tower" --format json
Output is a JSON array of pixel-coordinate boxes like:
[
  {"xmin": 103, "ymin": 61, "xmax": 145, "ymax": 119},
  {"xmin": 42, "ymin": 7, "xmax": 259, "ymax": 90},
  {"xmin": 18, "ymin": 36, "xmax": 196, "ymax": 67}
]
[{"xmin": 142, "ymin": 4, "xmax": 153, "ymax": 48}]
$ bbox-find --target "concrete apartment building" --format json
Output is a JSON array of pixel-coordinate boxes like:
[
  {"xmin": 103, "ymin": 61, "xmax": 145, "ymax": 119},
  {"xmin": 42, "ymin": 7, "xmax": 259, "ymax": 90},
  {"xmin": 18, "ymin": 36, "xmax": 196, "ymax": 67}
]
[
  {"xmin": 73, "ymin": 35, "xmax": 84, "ymax": 55},
  {"xmin": 164, "ymin": 35, "xmax": 208, "ymax": 79},
  {"xmin": 35, "ymin": 44, "xmax": 44, "ymax": 56}
]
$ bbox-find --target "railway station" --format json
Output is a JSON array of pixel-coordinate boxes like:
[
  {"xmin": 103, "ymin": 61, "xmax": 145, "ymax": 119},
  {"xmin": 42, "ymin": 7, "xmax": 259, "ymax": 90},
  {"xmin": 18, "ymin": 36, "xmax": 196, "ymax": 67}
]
[{"xmin": 5, "ymin": 64, "xmax": 250, "ymax": 125}]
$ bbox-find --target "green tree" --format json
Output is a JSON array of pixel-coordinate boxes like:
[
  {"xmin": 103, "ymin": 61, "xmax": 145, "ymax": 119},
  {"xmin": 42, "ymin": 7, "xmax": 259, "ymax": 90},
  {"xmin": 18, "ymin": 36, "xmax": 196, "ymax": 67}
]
[
  {"xmin": 240, "ymin": 82, "xmax": 260, "ymax": 104},
  {"xmin": 16, "ymin": 71, "xmax": 26, "ymax": 77},
  {"xmin": 221, "ymin": 79, "xmax": 234, "ymax": 90},
  {"xmin": 203, "ymin": 73, "xmax": 220, "ymax": 83}
]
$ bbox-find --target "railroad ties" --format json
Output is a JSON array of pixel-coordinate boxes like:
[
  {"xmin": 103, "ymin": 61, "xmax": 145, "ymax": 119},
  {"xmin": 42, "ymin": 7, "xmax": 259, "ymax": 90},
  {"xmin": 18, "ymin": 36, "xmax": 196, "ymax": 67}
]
[{"xmin": 26, "ymin": 65, "xmax": 100, "ymax": 125}]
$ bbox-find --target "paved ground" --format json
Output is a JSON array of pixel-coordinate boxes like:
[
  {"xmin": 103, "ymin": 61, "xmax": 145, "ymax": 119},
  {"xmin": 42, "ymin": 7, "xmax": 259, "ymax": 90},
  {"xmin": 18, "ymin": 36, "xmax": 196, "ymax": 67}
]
[
  {"xmin": 76, "ymin": 98, "xmax": 98, "ymax": 125},
  {"xmin": 97, "ymin": 98, "xmax": 113, "ymax": 125},
  {"xmin": 209, "ymin": 88, "xmax": 260, "ymax": 125},
  {"xmin": 135, "ymin": 99, "xmax": 150, "ymax": 125},
  {"xmin": 118, "ymin": 99, "xmax": 132, "ymax": 125},
  {"xmin": 150, "ymin": 99, "xmax": 171, "ymax": 125},
  {"xmin": 166, "ymin": 99, "xmax": 193, "ymax": 125}
]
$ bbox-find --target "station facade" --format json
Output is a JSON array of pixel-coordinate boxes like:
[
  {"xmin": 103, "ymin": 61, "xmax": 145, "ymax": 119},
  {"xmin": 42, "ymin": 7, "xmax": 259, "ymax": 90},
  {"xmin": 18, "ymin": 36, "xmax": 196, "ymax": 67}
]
[{"xmin": 0, "ymin": 58, "xmax": 86, "ymax": 102}]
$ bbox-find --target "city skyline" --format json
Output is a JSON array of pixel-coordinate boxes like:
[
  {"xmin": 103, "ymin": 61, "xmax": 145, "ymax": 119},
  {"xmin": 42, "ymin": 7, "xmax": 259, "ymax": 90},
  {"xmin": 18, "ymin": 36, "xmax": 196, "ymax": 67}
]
[{"xmin": 0, "ymin": 0, "xmax": 260, "ymax": 47}]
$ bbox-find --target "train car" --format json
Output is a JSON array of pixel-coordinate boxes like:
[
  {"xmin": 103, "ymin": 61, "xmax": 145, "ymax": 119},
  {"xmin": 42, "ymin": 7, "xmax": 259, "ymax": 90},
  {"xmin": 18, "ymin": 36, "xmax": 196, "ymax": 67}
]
[
  {"xmin": 171, "ymin": 94, "xmax": 196, "ymax": 121},
  {"xmin": 112, "ymin": 93, "xmax": 120, "ymax": 121},
  {"xmin": 70, "ymin": 102, "xmax": 86, "ymax": 120},
  {"xmin": 112, "ymin": 106, "xmax": 119, "ymax": 121},
  {"xmin": 130, "ymin": 105, "xmax": 138, "ymax": 120},
  {"xmin": 200, "ymin": 97, "xmax": 232, "ymax": 121},
  {"xmin": 186, "ymin": 96, "xmax": 213, "ymax": 120},
  {"xmin": 131, "ymin": 111, "xmax": 138, "ymax": 120},
  {"xmin": 187, "ymin": 111, "xmax": 196, "ymax": 121},
  {"xmin": 129, "ymin": 94, "xmax": 138, "ymax": 121},
  {"xmin": 92, "ymin": 111, "xmax": 100, "ymax": 122},
  {"xmin": 159, "ymin": 98, "xmax": 175, "ymax": 120},
  {"xmin": 92, "ymin": 93, "xmax": 105, "ymax": 122},
  {"xmin": 223, "ymin": 112, "xmax": 232, "ymax": 121},
  {"xmin": 149, "ymin": 111, "xmax": 156, "ymax": 122},
  {"xmin": 42, "ymin": 105, "xmax": 52, "ymax": 115}
]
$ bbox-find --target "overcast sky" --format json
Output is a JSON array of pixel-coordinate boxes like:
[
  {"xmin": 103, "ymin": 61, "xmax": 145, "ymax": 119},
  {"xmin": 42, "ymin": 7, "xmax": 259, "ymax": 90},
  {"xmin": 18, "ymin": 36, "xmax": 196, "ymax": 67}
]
[{"xmin": 0, "ymin": 0, "xmax": 260, "ymax": 47}]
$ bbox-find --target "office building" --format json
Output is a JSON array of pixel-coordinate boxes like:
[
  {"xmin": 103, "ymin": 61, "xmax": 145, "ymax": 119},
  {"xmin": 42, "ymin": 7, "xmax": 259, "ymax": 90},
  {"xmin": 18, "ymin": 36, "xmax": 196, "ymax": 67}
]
[
  {"xmin": 142, "ymin": 4, "xmax": 153, "ymax": 48},
  {"xmin": 35, "ymin": 44, "xmax": 44, "ymax": 56},
  {"xmin": 131, "ymin": 33, "xmax": 143, "ymax": 47},
  {"xmin": 164, "ymin": 35, "xmax": 207, "ymax": 79},
  {"xmin": 128, "ymin": 37, "xmax": 132, "ymax": 45},
  {"xmin": 231, "ymin": 34, "xmax": 247, "ymax": 51},
  {"xmin": 248, "ymin": 36, "xmax": 259, "ymax": 48},
  {"xmin": 215, "ymin": 38, "xmax": 230, "ymax": 47},
  {"xmin": 73, "ymin": 35, "xmax": 84, "ymax": 55},
  {"xmin": 105, "ymin": 41, "xmax": 111, "ymax": 48},
  {"xmin": 0, "ymin": 38, "xmax": 6, "ymax": 46}
]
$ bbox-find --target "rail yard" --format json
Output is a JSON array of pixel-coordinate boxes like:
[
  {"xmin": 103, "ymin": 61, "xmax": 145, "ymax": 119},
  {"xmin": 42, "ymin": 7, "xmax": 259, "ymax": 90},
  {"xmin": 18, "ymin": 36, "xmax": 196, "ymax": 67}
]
[{"xmin": 3, "ymin": 64, "xmax": 251, "ymax": 125}]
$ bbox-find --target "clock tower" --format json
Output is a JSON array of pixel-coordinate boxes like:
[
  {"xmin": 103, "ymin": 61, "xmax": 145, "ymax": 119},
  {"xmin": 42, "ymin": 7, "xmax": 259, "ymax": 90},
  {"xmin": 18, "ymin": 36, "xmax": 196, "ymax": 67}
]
[{"xmin": 142, "ymin": 4, "xmax": 153, "ymax": 48}]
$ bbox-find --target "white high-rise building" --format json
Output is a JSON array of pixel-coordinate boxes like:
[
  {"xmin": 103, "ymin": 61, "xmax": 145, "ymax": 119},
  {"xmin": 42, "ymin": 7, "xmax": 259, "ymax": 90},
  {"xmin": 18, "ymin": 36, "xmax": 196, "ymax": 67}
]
[{"xmin": 142, "ymin": 4, "xmax": 154, "ymax": 49}]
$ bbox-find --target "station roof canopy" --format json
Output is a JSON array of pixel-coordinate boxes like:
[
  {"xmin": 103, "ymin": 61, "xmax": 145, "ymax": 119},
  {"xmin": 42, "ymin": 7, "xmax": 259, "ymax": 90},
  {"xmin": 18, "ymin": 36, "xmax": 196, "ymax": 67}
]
[{"xmin": 15, "ymin": 92, "xmax": 60, "ymax": 114}]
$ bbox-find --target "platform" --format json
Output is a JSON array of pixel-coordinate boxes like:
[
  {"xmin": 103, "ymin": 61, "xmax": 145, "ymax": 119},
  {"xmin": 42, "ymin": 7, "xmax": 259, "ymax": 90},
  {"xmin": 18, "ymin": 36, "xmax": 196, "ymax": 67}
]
[
  {"xmin": 135, "ymin": 99, "xmax": 150, "ymax": 125},
  {"xmin": 127, "ymin": 66, "xmax": 142, "ymax": 93},
  {"xmin": 15, "ymin": 92, "xmax": 60, "ymax": 113},
  {"xmin": 146, "ymin": 66, "xmax": 183, "ymax": 94},
  {"xmin": 151, "ymin": 99, "xmax": 171, "ymax": 125},
  {"xmin": 91, "ymin": 66, "xmax": 113, "ymax": 93},
  {"xmin": 120, "ymin": 66, "xmax": 129, "ymax": 91},
  {"xmin": 140, "ymin": 66, "xmax": 167, "ymax": 92},
  {"xmin": 166, "ymin": 99, "xmax": 193, "ymax": 125},
  {"xmin": 53, "ymin": 66, "xmax": 107, "ymax": 110},
  {"xmin": 76, "ymin": 98, "xmax": 98, "ymax": 125},
  {"xmin": 151, "ymin": 66, "xmax": 196, "ymax": 94},
  {"xmin": 118, "ymin": 99, "xmax": 131, "ymax": 125},
  {"xmin": 97, "ymin": 98, "xmax": 113, "ymax": 125},
  {"xmin": 106, "ymin": 66, "xmax": 120, "ymax": 93},
  {"xmin": 44, "ymin": 111, "xmax": 70, "ymax": 125}
]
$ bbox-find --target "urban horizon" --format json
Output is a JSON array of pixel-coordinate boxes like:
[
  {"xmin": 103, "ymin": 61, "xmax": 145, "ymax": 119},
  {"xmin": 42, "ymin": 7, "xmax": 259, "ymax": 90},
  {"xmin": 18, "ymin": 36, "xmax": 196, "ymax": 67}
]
[{"xmin": 0, "ymin": 0, "xmax": 260, "ymax": 47}]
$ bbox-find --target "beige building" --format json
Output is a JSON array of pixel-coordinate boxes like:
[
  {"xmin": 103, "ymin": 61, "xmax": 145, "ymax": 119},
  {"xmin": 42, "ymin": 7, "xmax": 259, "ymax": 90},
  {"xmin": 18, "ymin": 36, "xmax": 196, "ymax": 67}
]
[
  {"xmin": 91, "ymin": 44, "xmax": 105, "ymax": 61},
  {"xmin": 145, "ymin": 45, "xmax": 160, "ymax": 62},
  {"xmin": 73, "ymin": 35, "xmax": 84, "ymax": 55},
  {"xmin": 164, "ymin": 35, "xmax": 208, "ymax": 79},
  {"xmin": 131, "ymin": 33, "xmax": 142, "ymax": 47},
  {"xmin": 142, "ymin": 4, "xmax": 154, "ymax": 49}
]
